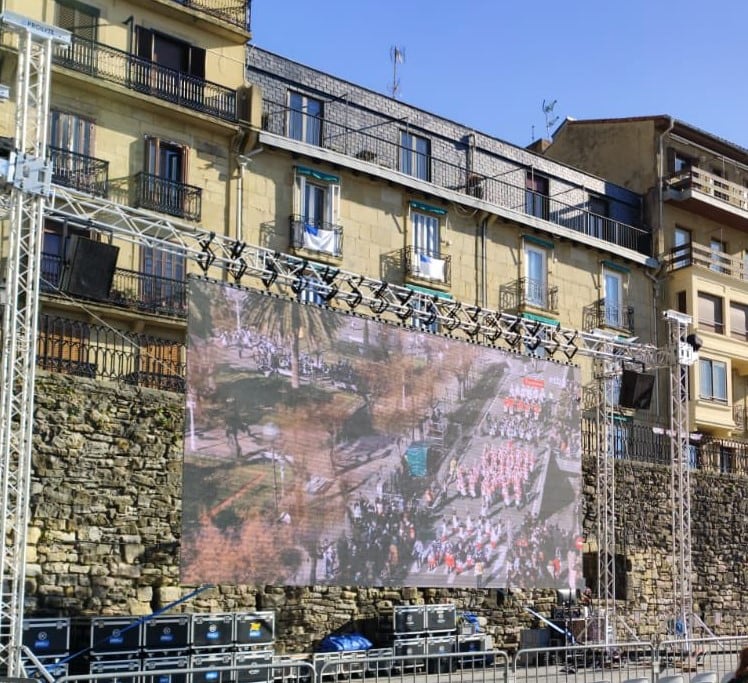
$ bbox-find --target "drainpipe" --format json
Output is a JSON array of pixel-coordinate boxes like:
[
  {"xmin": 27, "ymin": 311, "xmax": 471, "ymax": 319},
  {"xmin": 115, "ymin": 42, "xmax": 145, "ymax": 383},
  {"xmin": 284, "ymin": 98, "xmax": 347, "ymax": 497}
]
[{"xmin": 477, "ymin": 213, "xmax": 498, "ymax": 308}]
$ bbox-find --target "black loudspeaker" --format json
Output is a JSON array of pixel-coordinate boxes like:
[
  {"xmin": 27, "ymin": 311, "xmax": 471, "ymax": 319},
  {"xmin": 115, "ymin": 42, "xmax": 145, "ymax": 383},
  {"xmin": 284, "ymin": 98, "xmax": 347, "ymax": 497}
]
[
  {"xmin": 59, "ymin": 235, "xmax": 119, "ymax": 300},
  {"xmin": 619, "ymin": 370, "xmax": 655, "ymax": 409}
]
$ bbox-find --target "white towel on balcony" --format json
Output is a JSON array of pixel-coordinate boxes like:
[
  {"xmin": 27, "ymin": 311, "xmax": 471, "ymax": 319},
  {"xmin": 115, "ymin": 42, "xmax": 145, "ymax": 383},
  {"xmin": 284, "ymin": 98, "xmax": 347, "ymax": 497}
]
[
  {"xmin": 303, "ymin": 223, "xmax": 336, "ymax": 254},
  {"xmin": 418, "ymin": 253, "xmax": 444, "ymax": 281}
]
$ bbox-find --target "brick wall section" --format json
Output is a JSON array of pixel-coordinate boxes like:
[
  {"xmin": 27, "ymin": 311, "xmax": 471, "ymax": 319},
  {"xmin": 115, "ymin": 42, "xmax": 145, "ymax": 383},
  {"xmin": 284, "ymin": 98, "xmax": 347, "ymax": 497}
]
[
  {"xmin": 23, "ymin": 372, "xmax": 748, "ymax": 653},
  {"xmin": 246, "ymin": 48, "xmax": 643, "ymax": 227}
]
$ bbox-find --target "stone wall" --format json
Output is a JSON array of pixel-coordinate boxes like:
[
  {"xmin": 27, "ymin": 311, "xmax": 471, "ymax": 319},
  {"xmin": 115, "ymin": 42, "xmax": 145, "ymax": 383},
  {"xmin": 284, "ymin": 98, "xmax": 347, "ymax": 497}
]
[{"xmin": 25, "ymin": 373, "xmax": 748, "ymax": 653}]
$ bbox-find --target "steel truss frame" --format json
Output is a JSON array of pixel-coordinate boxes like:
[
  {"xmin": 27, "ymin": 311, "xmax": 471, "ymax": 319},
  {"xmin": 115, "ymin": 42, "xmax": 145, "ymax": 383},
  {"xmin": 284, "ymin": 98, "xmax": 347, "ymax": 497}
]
[{"xmin": 0, "ymin": 11, "xmax": 693, "ymax": 676}]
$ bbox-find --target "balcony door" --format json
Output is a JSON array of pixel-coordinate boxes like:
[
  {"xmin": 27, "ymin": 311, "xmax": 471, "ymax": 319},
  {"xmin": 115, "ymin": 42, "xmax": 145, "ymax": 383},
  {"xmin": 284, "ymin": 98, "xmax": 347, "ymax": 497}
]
[
  {"xmin": 144, "ymin": 137, "xmax": 187, "ymax": 217},
  {"xmin": 603, "ymin": 268, "xmax": 624, "ymax": 328},
  {"xmin": 55, "ymin": 0, "xmax": 98, "ymax": 72},
  {"xmin": 50, "ymin": 110, "xmax": 96, "ymax": 192},
  {"xmin": 140, "ymin": 245, "xmax": 186, "ymax": 313},
  {"xmin": 525, "ymin": 172, "xmax": 549, "ymax": 220},
  {"xmin": 524, "ymin": 243, "xmax": 548, "ymax": 308},
  {"xmin": 135, "ymin": 27, "xmax": 205, "ymax": 103}
]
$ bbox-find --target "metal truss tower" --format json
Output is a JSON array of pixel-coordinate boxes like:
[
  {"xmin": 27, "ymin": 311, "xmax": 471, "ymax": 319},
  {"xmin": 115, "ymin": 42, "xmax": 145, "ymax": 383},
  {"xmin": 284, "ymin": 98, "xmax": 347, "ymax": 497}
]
[
  {"xmin": 665, "ymin": 310, "xmax": 696, "ymax": 640},
  {"xmin": 0, "ymin": 12, "xmax": 70, "ymax": 676}
]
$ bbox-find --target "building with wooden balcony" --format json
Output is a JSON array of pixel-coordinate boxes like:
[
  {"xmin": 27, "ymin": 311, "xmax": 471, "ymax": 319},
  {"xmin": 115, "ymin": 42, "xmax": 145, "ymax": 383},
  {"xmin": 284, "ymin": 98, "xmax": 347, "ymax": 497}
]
[
  {"xmin": 244, "ymin": 48, "xmax": 658, "ymax": 397},
  {"xmin": 543, "ymin": 116, "xmax": 748, "ymax": 447},
  {"xmin": 0, "ymin": 0, "xmax": 255, "ymax": 388}
]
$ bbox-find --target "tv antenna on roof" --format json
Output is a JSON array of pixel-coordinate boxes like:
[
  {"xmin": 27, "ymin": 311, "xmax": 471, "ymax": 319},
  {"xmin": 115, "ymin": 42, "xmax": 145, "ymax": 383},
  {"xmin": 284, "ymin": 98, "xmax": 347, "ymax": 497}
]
[
  {"xmin": 542, "ymin": 98, "xmax": 559, "ymax": 139},
  {"xmin": 390, "ymin": 45, "xmax": 405, "ymax": 99}
]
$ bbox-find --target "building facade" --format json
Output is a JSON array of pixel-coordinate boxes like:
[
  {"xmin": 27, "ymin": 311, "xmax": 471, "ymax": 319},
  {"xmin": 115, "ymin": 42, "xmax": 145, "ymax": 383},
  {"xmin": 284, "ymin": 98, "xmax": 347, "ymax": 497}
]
[{"xmin": 545, "ymin": 117, "xmax": 748, "ymax": 463}]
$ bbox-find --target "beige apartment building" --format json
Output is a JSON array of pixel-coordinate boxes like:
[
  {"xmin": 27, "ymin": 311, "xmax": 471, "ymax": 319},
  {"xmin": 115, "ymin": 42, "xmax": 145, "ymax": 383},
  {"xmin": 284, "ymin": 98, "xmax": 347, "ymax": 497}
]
[
  {"xmin": 545, "ymin": 117, "xmax": 748, "ymax": 460},
  {"xmin": 0, "ymin": 0, "xmax": 254, "ymax": 387}
]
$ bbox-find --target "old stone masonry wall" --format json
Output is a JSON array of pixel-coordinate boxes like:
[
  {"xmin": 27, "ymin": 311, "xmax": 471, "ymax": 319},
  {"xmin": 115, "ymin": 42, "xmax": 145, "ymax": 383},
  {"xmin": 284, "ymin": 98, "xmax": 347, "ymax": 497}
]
[{"xmin": 24, "ymin": 372, "xmax": 748, "ymax": 653}]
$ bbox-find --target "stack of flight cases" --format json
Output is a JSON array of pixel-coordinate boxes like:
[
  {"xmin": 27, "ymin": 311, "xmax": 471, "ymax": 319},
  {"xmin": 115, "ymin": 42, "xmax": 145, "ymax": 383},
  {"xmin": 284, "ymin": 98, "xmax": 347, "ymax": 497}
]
[
  {"xmin": 374, "ymin": 604, "xmax": 492, "ymax": 674},
  {"xmin": 21, "ymin": 617, "xmax": 72, "ymax": 681},
  {"xmin": 53, "ymin": 610, "xmax": 276, "ymax": 683}
]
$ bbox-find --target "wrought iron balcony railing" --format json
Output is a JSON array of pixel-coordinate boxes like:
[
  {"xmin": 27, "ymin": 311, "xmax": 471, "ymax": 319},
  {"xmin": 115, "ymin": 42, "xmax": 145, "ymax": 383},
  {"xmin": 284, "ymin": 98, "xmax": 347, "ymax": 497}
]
[
  {"xmin": 261, "ymin": 101, "xmax": 652, "ymax": 255},
  {"xmin": 167, "ymin": 0, "xmax": 251, "ymax": 31},
  {"xmin": 53, "ymin": 35, "xmax": 237, "ymax": 122},
  {"xmin": 36, "ymin": 314, "xmax": 185, "ymax": 392},
  {"xmin": 403, "ymin": 246, "xmax": 451, "ymax": 287},
  {"xmin": 133, "ymin": 172, "xmax": 202, "ymax": 222},
  {"xmin": 49, "ymin": 146, "xmax": 108, "ymax": 197},
  {"xmin": 583, "ymin": 298, "xmax": 635, "ymax": 334},
  {"xmin": 289, "ymin": 215, "xmax": 343, "ymax": 257},
  {"xmin": 41, "ymin": 252, "xmax": 187, "ymax": 318},
  {"xmin": 499, "ymin": 277, "xmax": 559, "ymax": 313}
]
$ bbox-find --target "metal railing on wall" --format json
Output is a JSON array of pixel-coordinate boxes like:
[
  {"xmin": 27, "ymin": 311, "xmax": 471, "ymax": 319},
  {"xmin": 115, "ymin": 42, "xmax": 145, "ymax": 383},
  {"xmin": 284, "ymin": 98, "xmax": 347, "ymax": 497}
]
[{"xmin": 35, "ymin": 314, "xmax": 186, "ymax": 393}]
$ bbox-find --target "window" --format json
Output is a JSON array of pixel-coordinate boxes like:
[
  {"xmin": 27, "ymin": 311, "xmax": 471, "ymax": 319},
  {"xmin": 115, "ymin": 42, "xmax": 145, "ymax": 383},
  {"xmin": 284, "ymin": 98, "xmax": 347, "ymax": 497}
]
[
  {"xmin": 55, "ymin": 0, "xmax": 98, "ymax": 70},
  {"xmin": 411, "ymin": 297, "xmax": 438, "ymax": 333},
  {"xmin": 588, "ymin": 196, "xmax": 609, "ymax": 239},
  {"xmin": 699, "ymin": 358, "xmax": 727, "ymax": 402},
  {"xmin": 673, "ymin": 152, "xmax": 693, "ymax": 174},
  {"xmin": 673, "ymin": 226, "xmax": 691, "ymax": 268},
  {"xmin": 49, "ymin": 111, "xmax": 100, "ymax": 193},
  {"xmin": 697, "ymin": 292, "xmax": 724, "ymax": 334},
  {"xmin": 400, "ymin": 131, "xmax": 430, "ymax": 181},
  {"xmin": 525, "ymin": 172, "xmax": 549, "ymax": 220},
  {"xmin": 411, "ymin": 209, "xmax": 445, "ymax": 281},
  {"xmin": 293, "ymin": 168, "xmax": 341, "ymax": 256},
  {"xmin": 613, "ymin": 418, "xmax": 630, "ymax": 459},
  {"xmin": 676, "ymin": 290, "xmax": 687, "ymax": 314},
  {"xmin": 289, "ymin": 92, "xmax": 322, "ymax": 146},
  {"xmin": 523, "ymin": 242, "xmax": 549, "ymax": 308},
  {"xmin": 55, "ymin": 0, "xmax": 98, "ymax": 40},
  {"xmin": 603, "ymin": 268, "xmax": 624, "ymax": 328},
  {"xmin": 50, "ymin": 110, "xmax": 93, "ymax": 156},
  {"xmin": 140, "ymin": 136, "xmax": 198, "ymax": 219},
  {"xmin": 141, "ymin": 246, "xmax": 186, "ymax": 312},
  {"xmin": 730, "ymin": 302, "xmax": 748, "ymax": 341},
  {"xmin": 710, "ymin": 238, "xmax": 727, "ymax": 273},
  {"xmin": 134, "ymin": 27, "xmax": 205, "ymax": 104}
]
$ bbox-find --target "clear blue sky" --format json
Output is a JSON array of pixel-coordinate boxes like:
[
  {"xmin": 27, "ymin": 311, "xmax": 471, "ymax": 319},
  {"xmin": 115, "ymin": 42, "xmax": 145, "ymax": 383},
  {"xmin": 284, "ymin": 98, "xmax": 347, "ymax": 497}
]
[{"xmin": 251, "ymin": 0, "xmax": 748, "ymax": 150}]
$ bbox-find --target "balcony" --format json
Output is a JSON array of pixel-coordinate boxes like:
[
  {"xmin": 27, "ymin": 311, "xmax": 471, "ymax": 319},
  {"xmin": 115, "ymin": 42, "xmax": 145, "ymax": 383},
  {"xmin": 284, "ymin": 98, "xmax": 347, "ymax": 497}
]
[
  {"xmin": 261, "ymin": 101, "xmax": 651, "ymax": 256},
  {"xmin": 49, "ymin": 146, "xmax": 108, "ymax": 197},
  {"xmin": 499, "ymin": 277, "xmax": 559, "ymax": 315},
  {"xmin": 289, "ymin": 215, "xmax": 343, "ymax": 258},
  {"xmin": 583, "ymin": 298, "xmax": 635, "ymax": 334},
  {"xmin": 664, "ymin": 166, "xmax": 748, "ymax": 227},
  {"xmin": 133, "ymin": 172, "xmax": 202, "ymax": 222},
  {"xmin": 167, "ymin": 0, "xmax": 251, "ymax": 31},
  {"xmin": 35, "ymin": 313, "xmax": 185, "ymax": 392},
  {"xmin": 665, "ymin": 241, "xmax": 746, "ymax": 279},
  {"xmin": 41, "ymin": 252, "xmax": 187, "ymax": 318},
  {"xmin": 53, "ymin": 35, "xmax": 237, "ymax": 122},
  {"xmin": 403, "ymin": 246, "xmax": 451, "ymax": 287}
]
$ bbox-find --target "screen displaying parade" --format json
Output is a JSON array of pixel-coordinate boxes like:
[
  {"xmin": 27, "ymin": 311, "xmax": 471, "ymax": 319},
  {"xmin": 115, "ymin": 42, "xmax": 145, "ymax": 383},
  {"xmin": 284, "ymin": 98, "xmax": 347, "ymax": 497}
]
[{"xmin": 181, "ymin": 278, "xmax": 584, "ymax": 590}]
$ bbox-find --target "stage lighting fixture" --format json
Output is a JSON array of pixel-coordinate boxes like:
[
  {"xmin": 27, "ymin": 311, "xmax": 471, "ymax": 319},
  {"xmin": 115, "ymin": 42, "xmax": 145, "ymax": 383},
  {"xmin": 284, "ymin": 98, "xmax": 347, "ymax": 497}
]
[
  {"xmin": 260, "ymin": 261, "xmax": 278, "ymax": 289},
  {"xmin": 343, "ymin": 275, "xmax": 363, "ymax": 309},
  {"xmin": 369, "ymin": 282, "xmax": 390, "ymax": 314},
  {"xmin": 229, "ymin": 258, "xmax": 247, "ymax": 281}
]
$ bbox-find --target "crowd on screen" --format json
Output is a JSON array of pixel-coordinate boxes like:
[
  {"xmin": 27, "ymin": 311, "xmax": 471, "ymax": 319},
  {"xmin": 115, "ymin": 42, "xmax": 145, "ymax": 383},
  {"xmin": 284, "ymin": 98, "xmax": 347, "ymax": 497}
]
[{"xmin": 308, "ymin": 370, "xmax": 582, "ymax": 588}]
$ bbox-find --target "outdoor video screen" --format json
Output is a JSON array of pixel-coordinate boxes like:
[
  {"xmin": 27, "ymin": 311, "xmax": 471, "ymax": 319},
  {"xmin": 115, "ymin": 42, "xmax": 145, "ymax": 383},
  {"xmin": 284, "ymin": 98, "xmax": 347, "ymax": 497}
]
[{"xmin": 181, "ymin": 278, "xmax": 583, "ymax": 590}]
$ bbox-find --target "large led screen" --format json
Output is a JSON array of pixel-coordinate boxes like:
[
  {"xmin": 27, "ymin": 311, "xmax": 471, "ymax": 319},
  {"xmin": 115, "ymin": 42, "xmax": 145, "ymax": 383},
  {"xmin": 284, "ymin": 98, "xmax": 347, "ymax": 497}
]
[{"xmin": 182, "ymin": 278, "xmax": 583, "ymax": 590}]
